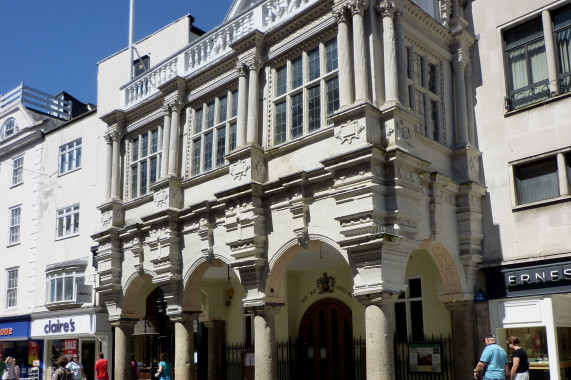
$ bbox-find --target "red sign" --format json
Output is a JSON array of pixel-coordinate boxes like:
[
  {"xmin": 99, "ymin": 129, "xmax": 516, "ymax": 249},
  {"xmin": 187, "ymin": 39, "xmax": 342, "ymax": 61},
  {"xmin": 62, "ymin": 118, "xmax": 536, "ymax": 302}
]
[
  {"xmin": 64, "ymin": 340, "xmax": 77, "ymax": 360},
  {"xmin": 29, "ymin": 342, "xmax": 39, "ymax": 362}
]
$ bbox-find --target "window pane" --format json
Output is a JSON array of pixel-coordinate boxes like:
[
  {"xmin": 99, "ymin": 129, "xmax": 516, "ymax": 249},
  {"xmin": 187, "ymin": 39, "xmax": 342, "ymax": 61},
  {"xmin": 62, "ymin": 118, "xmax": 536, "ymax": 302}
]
[
  {"xmin": 132, "ymin": 138, "xmax": 139, "ymax": 161},
  {"xmin": 192, "ymin": 139, "xmax": 201, "ymax": 176},
  {"xmin": 325, "ymin": 39, "xmax": 338, "ymax": 72},
  {"xmin": 150, "ymin": 156, "xmax": 158, "ymax": 184},
  {"xmin": 528, "ymin": 40, "xmax": 548, "ymax": 84},
  {"xmin": 75, "ymin": 146, "xmax": 82, "ymax": 169},
  {"xmin": 410, "ymin": 301, "xmax": 424, "ymax": 341},
  {"xmin": 556, "ymin": 28, "xmax": 571, "ymax": 93},
  {"xmin": 409, "ymin": 278, "xmax": 422, "ymax": 298},
  {"xmin": 276, "ymin": 65, "xmax": 287, "ymax": 96},
  {"xmin": 60, "ymin": 153, "xmax": 67, "ymax": 174},
  {"xmin": 64, "ymin": 276, "xmax": 74, "ymax": 301},
  {"xmin": 308, "ymin": 86, "xmax": 321, "ymax": 132},
  {"xmin": 141, "ymin": 133, "xmax": 149, "ymax": 158},
  {"xmin": 414, "ymin": 53, "xmax": 423, "ymax": 87},
  {"xmin": 430, "ymin": 99, "xmax": 439, "ymax": 141},
  {"xmin": 203, "ymin": 132, "xmax": 213, "ymax": 171},
  {"xmin": 292, "ymin": 57, "xmax": 303, "ymax": 89},
  {"xmin": 516, "ymin": 158, "xmax": 559, "ymax": 204},
  {"xmin": 308, "ymin": 48, "xmax": 320, "ymax": 81},
  {"xmin": 140, "ymin": 160, "xmax": 148, "ymax": 196},
  {"xmin": 219, "ymin": 96, "xmax": 228, "ymax": 122},
  {"xmin": 73, "ymin": 212, "xmax": 79, "ymax": 234},
  {"xmin": 195, "ymin": 109, "xmax": 203, "ymax": 133},
  {"xmin": 230, "ymin": 123, "xmax": 237, "ymax": 151},
  {"xmin": 131, "ymin": 166, "xmax": 138, "ymax": 198},
  {"xmin": 50, "ymin": 278, "xmax": 56, "ymax": 303},
  {"xmin": 505, "ymin": 18, "xmax": 544, "ymax": 50},
  {"xmin": 151, "ymin": 129, "xmax": 159, "ymax": 154},
  {"xmin": 231, "ymin": 90, "xmax": 239, "ymax": 117},
  {"xmin": 291, "ymin": 93, "xmax": 303, "ymax": 139},
  {"xmin": 326, "ymin": 77, "xmax": 340, "ymax": 115},
  {"xmin": 206, "ymin": 102, "xmax": 215, "ymax": 128},
  {"xmin": 395, "ymin": 302, "xmax": 407, "ymax": 341},
  {"xmin": 216, "ymin": 126, "xmax": 226, "ymax": 167},
  {"xmin": 274, "ymin": 102, "xmax": 287, "ymax": 145},
  {"xmin": 56, "ymin": 277, "xmax": 63, "ymax": 301},
  {"xmin": 427, "ymin": 62, "xmax": 437, "ymax": 93}
]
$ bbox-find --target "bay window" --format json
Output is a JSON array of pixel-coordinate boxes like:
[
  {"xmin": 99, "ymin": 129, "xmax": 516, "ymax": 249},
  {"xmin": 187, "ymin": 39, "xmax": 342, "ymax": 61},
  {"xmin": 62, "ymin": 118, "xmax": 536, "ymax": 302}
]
[
  {"xmin": 272, "ymin": 37, "xmax": 339, "ymax": 146},
  {"xmin": 47, "ymin": 269, "xmax": 85, "ymax": 304}
]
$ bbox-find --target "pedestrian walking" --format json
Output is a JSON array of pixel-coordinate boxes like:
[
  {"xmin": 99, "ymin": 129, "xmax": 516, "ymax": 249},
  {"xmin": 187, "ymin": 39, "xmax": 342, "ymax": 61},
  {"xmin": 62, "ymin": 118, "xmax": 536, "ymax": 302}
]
[
  {"xmin": 94, "ymin": 353, "xmax": 109, "ymax": 380},
  {"xmin": 154, "ymin": 353, "xmax": 171, "ymax": 380},
  {"xmin": 474, "ymin": 333, "xmax": 509, "ymax": 380},
  {"xmin": 507, "ymin": 336, "xmax": 529, "ymax": 380},
  {"xmin": 66, "ymin": 355, "xmax": 86, "ymax": 380}
]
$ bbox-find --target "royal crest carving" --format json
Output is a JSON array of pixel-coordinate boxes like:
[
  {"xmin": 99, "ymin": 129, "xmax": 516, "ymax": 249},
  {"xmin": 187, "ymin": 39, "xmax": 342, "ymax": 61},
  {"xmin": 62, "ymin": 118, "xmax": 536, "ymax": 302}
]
[
  {"xmin": 230, "ymin": 160, "xmax": 251, "ymax": 180},
  {"xmin": 335, "ymin": 120, "xmax": 365, "ymax": 145}
]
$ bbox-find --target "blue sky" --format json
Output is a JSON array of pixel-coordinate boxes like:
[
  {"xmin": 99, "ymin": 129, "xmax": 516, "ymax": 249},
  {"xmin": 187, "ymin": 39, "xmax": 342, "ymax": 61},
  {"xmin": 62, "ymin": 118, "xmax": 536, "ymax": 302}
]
[{"xmin": 0, "ymin": 1, "xmax": 231, "ymax": 105}]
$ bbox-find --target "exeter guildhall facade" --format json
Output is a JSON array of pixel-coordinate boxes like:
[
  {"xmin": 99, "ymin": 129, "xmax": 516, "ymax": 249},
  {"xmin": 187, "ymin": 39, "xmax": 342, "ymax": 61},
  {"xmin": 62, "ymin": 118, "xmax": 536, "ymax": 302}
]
[{"xmin": 92, "ymin": 0, "xmax": 485, "ymax": 379}]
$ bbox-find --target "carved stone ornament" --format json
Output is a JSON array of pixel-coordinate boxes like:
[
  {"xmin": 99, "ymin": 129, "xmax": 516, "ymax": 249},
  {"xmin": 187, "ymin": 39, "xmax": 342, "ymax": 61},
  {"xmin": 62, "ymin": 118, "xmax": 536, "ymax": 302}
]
[
  {"xmin": 101, "ymin": 211, "xmax": 113, "ymax": 227},
  {"xmin": 349, "ymin": 0, "xmax": 368, "ymax": 16},
  {"xmin": 154, "ymin": 189, "xmax": 169, "ymax": 207},
  {"xmin": 294, "ymin": 226, "xmax": 309, "ymax": 248},
  {"xmin": 236, "ymin": 62, "xmax": 248, "ymax": 76},
  {"xmin": 253, "ymin": 159, "xmax": 265, "ymax": 177},
  {"xmin": 332, "ymin": 6, "xmax": 349, "ymax": 23},
  {"xmin": 376, "ymin": 0, "xmax": 400, "ymax": 18},
  {"xmin": 335, "ymin": 120, "xmax": 365, "ymax": 145},
  {"xmin": 230, "ymin": 159, "xmax": 251, "ymax": 180}
]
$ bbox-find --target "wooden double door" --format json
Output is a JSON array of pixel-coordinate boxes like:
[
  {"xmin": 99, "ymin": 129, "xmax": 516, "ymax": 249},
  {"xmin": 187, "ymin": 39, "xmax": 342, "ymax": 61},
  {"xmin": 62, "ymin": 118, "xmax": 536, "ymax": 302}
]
[{"xmin": 298, "ymin": 298, "xmax": 354, "ymax": 380}]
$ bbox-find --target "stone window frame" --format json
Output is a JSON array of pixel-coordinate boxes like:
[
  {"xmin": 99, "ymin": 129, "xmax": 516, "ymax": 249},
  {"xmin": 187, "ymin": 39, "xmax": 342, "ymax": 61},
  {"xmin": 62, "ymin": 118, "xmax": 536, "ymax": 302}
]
[
  {"xmin": 55, "ymin": 203, "xmax": 80, "ymax": 239},
  {"xmin": 5, "ymin": 267, "xmax": 18, "ymax": 309},
  {"xmin": 127, "ymin": 126, "xmax": 164, "ymax": 200},
  {"xmin": 58, "ymin": 138, "xmax": 82, "ymax": 175},
  {"xmin": 189, "ymin": 88, "xmax": 238, "ymax": 177},
  {"xmin": 406, "ymin": 46, "xmax": 443, "ymax": 143},
  {"xmin": 509, "ymin": 148, "xmax": 571, "ymax": 209},
  {"xmin": 270, "ymin": 37, "xmax": 340, "ymax": 147}
]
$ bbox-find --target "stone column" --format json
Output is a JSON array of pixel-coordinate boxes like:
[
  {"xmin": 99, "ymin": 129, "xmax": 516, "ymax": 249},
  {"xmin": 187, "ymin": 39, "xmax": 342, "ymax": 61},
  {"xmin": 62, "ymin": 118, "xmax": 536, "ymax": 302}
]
[
  {"xmin": 160, "ymin": 105, "xmax": 172, "ymax": 178},
  {"xmin": 394, "ymin": 8, "xmax": 409, "ymax": 107},
  {"xmin": 253, "ymin": 306, "xmax": 280, "ymax": 380},
  {"xmin": 558, "ymin": 153, "xmax": 570, "ymax": 196},
  {"xmin": 452, "ymin": 51, "xmax": 469, "ymax": 147},
  {"xmin": 110, "ymin": 129, "xmax": 122, "ymax": 200},
  {"xmin": 204, "ymin": 320, "xmax": 225, "ymax": 380},
  {"xmin": 378, "ymin": 1, "xmax": 399, "ymax": 104},
  {"xmin": 350, "ymin": 0, "xmax": 369, "ymax": 102},
  {"xmin": 246, "ymin": 56, "xmax": 262, "ymax": 146},
  {"xmin": 112, "ymin": 320, "xmax": 135, "ymax": 380},
  {"xmin": 445, "ymin": 300, "xmax": 478, "ymax": 380},
  {"xmin": 542, "ymin": 10, "xmax": 559, "ymax": 95},
  {"xmin": 237, "ymin": 63, "xmax": 248, "ymax": 147},
  {"xmin": 168, "ymin": 102, "xmax": 182, "ymax": 177},
  {"xmin": 362, "ymin": 293, "xmax": 398, "ymax": 380},
  {"xmin": 465, "ymin": 62, "xmax": 476, "ymax": 146},
  {"xmin": 334, "ymin": 6, "xmax": 354, "ymax": 107},
  {"xmin": 171, "ymin": 313, "xmax": 197, "ymax": 380},
  {"xmin": 104, "ymin": 134, "xmax": 113, "ymax": 200}
]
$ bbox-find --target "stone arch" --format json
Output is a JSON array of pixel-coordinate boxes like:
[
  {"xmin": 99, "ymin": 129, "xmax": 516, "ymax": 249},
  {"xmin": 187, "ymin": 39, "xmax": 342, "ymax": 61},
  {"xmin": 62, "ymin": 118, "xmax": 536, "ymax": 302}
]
[
  {"xmin": 120, "ymin": 269, "xmax": 157, "ymax": 317},
  {"xmin": 419, "ymin": 239, "xmax": 463, "ymax": 296},
  {"xmin": 181, "ymin": 254, "xmax": 240, "ymax": 310},
  {"xmin": 265, "ymin": 234, "xmax": 349, "ymax": 298}
]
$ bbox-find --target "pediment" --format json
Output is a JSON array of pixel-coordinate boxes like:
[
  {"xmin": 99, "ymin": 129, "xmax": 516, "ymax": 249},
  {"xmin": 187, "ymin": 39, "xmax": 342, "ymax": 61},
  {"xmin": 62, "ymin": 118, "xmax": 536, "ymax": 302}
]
[
  {"xmin": 224, "ymin": 0, "xmax": 265, "ymax": 22},
  {"xmin": 0, "ymin": 104, "xmax": 37, "ymax": 135}
]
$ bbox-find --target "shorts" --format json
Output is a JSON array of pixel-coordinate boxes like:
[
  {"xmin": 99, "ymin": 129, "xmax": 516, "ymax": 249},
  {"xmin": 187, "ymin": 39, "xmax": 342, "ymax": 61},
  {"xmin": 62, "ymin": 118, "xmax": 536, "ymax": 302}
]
[{"xmin": 513, "ymin": 372, "xmax": 529, "ymax": 380}]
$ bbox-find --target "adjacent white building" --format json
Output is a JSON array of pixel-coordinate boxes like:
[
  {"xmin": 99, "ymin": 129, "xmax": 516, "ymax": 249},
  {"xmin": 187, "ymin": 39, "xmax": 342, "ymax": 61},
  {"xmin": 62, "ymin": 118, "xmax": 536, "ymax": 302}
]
[{"xmin": 473, "ymin": 1, "xmax": 571, "ymax": 379}]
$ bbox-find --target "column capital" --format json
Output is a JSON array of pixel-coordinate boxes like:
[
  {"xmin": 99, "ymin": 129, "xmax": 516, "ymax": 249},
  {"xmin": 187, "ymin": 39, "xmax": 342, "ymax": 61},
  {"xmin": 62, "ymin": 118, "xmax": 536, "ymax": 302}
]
[
  {"xmin": 162, "ymin": 103, "xmax": 172, "ymax": 114},
  {"xmin": 245, "ymin": 55, "xmax": 263, "ymax": 72},
  {"xmin": 356, "ymin": 291, "xmax": 400, "ymax": 306},
  {"xmin": 376, "ymin": 0, "xmax": 402, "ymax": 18},
  {"xmin": 110, "ymin": 318, "xmax": 137, "ymax": 329},
  {"xmin": 452, "ymin": 50, "xmax": 470, "ymax": 71},
  {"xmin": 332, "ymin": 6, "xmax": 350, "ymax": 24},
  {"xmin": 105, "ymin": 128, "xmax": 123, "ymax": 143},
  {"xmin": 243, "ymin": 301, "xmax": 283, "ymax": 317},
  {"xmin": 168, "ymin": 99, "xmax": 184, "ymax": 113},
  {"xmin": 236, "ymin": 62, "xmax": 248, "ymax": 76},
  {"xmin": 169, "ymin": 312, "xmax": 200, "ymax": 324},
  {"xmin": 349, "ymin": 0, "xmax": 368, "ymax": 16}
]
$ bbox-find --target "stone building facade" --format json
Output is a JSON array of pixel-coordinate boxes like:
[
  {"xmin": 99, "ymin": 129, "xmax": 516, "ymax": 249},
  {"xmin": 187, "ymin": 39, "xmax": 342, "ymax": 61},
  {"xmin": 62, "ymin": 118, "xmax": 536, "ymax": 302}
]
[{"xmin": 92, "ymin": 0, "xmax": 485, "ymax": 379}]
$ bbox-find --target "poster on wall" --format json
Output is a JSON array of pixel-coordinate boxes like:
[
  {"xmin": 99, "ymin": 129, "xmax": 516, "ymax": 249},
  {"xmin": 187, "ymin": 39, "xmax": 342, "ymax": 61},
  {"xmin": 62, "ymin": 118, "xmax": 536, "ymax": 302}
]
[
  {"xmin": 64, "ymin": 340, "xmax": 78, "ymax": 360},
  {"xmin": 51, "ymin": 339, "xmax": 78, "ymax": 366},
  {"xmin": 408, "ymin": 344, "xmax": 442, "ymax": 373},
  {"xmin": 28, "ymin": 342, "xmax": 39, "ymax": 363}
]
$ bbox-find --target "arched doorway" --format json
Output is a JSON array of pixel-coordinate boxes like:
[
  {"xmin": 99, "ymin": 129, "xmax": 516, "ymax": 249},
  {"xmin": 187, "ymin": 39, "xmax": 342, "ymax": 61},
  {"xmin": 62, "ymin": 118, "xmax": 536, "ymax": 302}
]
[{"xmin": 298, "ymin": 298, "xmax": 353, "ymax": 380}]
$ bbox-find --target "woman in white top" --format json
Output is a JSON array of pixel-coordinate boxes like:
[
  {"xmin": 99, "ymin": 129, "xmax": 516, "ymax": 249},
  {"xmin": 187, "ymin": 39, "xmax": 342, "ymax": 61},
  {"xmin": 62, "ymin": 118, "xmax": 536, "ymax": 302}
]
[
  {"xmin": 66, "ymin": 355, "xmax": 85, "ymax": 380},
  {"xmin": 2, "ymin": 357, "xmax": 19, "ymax": 380}
]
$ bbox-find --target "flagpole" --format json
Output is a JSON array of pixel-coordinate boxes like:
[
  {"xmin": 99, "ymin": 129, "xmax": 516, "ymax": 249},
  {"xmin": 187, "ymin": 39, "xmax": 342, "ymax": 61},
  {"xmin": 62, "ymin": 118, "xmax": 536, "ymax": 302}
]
[{"xmin": 129, "ymin": 0, "xmax": 135, "ymax": 80}]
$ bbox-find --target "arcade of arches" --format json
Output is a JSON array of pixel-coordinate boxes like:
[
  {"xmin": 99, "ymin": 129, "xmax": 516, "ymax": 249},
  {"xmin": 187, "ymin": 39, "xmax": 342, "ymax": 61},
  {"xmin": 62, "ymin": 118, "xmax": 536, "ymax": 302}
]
[{"xmin": 104, "ymin": 240, "xmax": 479, "ymax": 380}]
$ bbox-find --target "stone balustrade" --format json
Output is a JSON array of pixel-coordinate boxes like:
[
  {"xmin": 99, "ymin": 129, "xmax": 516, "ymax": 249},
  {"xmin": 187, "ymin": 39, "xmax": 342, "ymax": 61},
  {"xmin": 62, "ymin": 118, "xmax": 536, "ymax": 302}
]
[{"xmin": 121, "ymin": 0, "xmax": 320, "ymax": 109}]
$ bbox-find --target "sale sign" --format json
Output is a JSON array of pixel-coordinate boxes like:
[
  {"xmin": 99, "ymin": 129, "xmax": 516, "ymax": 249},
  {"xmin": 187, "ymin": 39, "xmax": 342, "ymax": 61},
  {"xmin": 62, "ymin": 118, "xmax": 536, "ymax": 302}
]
[
  {"xmin": 29, "ymin": 341, "xmax": 39, "ymax": 362},
  {"xmin": 64, "ymin": 339, "xmax": 77, "ymax": 360}
]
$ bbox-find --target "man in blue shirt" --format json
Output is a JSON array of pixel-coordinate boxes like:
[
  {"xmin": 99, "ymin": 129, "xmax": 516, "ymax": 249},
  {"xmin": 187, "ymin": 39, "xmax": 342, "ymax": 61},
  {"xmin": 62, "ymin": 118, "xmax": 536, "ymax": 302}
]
[{"xmin": 474, "ymin": 333, "xmax": 509, "ymax": 379}]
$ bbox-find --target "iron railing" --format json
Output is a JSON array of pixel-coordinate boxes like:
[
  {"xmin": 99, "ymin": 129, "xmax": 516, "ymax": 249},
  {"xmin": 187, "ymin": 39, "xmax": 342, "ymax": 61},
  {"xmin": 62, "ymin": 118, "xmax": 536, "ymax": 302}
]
[
  {"xmin": 395, "ymin": 334, "xmax": 455, "ymax": 380},
  {"xmin": 505, "ymin": 82, "xmax": 550, "ymax": 111}
]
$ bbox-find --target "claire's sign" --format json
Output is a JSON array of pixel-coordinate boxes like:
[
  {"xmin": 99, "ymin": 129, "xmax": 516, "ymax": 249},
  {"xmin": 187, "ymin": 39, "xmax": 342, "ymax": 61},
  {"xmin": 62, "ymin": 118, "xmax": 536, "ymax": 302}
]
[{"xmin": 31, "ymin": 315, "xmax": 92, "ymax": 337}]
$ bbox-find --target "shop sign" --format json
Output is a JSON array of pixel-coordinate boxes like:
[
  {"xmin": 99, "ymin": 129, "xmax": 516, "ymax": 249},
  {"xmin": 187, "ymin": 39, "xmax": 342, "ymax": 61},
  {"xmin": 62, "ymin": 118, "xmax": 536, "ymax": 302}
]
[
  {"xmin": 0, "ymin": 319, "xmax": 30, "ymax": 340},
  {"xmin": 485, "ymin": 260, "xmax": 571, "ymax": 299},
  {"xmin": 31, "ymin": 315, "xmax": 92, "ymax": 337}
]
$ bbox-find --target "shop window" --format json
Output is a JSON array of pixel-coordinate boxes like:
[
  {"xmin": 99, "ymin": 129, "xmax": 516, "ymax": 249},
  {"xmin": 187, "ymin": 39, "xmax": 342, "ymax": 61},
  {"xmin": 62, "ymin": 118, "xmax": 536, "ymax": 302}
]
[
  {"xmin": 272, "ymin": 37, "xmax": 339, "ymax": 146},
  {"xmin": 504, "ymin": 326, "xmax": 550, "ymax": 379},
  {"xmin": 395, "ymin": 277, "xmax": 424, "ymax": 341},
  {"xmin": 46, "ymin": 269, "xmax": 85, "ymax": 304},
  {"xmin": 6, "ymin": 268, "xmax": 18, "ymax": 309}
]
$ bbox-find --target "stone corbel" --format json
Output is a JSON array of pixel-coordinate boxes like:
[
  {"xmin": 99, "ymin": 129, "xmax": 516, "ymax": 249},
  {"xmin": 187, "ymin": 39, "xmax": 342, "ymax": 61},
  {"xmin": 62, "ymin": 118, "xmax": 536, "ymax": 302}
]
[{"xmin": 198, "ymin": 217, "xmax": 215, "ymax": 264}]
